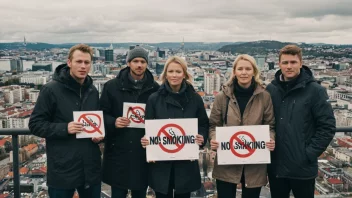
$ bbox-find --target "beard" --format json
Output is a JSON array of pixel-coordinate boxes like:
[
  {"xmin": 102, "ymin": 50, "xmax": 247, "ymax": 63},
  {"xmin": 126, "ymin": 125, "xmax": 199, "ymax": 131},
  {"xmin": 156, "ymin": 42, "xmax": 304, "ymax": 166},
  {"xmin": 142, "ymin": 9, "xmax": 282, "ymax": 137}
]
[{"xmin": 131, "ymin": 68, "xmax": 144, "ymax": 76}]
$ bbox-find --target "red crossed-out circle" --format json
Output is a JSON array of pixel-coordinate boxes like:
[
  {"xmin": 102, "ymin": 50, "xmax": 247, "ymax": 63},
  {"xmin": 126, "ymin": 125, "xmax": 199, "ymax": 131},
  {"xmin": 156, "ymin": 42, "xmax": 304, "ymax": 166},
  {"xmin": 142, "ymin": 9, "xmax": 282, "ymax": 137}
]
[
  {"xmin": 127, "ymin": 106, "xmax": 145, "ymax": 123},
  {"xmin": 78, "ymin": 113, "xmax": 103, "ymax": 135},
  {"xmin": 157, "ymin": 124, "xmax": 186, "ymax": 153},
  {"xmin": 229, "ymin": 131, "xmax": 256, "ymax": 158}
]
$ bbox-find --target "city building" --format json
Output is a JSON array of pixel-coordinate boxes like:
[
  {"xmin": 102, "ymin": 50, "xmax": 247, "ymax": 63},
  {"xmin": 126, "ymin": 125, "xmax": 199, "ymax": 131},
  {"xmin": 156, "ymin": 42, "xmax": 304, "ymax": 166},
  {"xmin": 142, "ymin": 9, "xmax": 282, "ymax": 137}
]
[
  {"xmin": 32, "ymin": 62, "xmax": 52, "ymax": 72},
  {"xmin": 204, "ymin": 70, "xmax": 221, "ymax": 95},
  {"xmin": 105, "ymin": 49, "xmax": 114, "ymax": 63},
  {"xmin": 10, "ymin": 58, "xmax": 23, "ymax": 73},
  {"xmin": 3, "ymin": 86, "xmax": 23, "ymax": 104},
  {"xmin": 158, "ymin": 50, "xmax": 166, "ymax": 58},
  {"xmin": 156, "ymin": 62, "xmax": 165, "ymax": 75},
  {"xmin": 255, "ymin": 55, "xmax": 266, "ymax": 71},
  {"xmin": 20, "ymin": 76, "xmax": 47, "ymax": 85},
  {"xmin": 29, "ymin": 90, "xmax": 40, "ymax": 103}
]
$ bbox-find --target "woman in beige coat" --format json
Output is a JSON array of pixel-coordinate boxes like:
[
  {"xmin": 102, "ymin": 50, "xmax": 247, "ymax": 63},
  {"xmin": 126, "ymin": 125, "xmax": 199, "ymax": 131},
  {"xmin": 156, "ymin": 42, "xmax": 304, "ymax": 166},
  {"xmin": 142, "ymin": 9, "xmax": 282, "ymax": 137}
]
[{"xmin": 209, "ymin": 54, "xmax": 275, "ymax": 198}]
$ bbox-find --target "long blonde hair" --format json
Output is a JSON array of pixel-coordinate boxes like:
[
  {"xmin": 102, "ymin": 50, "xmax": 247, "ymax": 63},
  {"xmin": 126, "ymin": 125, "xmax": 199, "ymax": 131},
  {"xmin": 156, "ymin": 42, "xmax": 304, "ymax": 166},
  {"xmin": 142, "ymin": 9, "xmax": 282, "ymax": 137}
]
[
  {"xmin": 229, "ymin": 54, "xmax": 262, "ymax": 85},
  {"xmin": 160, "ymin": 56, "xmax": 193, "ymax": 84}
]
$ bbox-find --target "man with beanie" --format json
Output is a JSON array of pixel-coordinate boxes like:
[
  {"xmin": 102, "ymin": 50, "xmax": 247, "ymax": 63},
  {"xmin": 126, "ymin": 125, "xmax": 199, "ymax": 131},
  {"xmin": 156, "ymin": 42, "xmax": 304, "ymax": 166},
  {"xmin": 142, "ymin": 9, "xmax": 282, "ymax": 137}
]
[
  {"xmin": 266, "ymin": 45, "xmax": 336, "ymax": 198},
  {"xmin": 100, "ymin": 46, "xmax": 160, "ymax": 198}
]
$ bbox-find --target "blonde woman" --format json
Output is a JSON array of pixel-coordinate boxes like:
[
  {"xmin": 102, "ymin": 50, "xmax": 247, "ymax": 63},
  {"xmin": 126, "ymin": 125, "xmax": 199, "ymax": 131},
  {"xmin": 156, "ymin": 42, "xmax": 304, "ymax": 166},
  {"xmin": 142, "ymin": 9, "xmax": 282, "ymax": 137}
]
[
  {"xmin": 141, "ymin": 56, "xmax": 209, "ymax": 198},
  {"xmin": 209, "ymin": 54, "xmax": 275, "ymax": 198}
]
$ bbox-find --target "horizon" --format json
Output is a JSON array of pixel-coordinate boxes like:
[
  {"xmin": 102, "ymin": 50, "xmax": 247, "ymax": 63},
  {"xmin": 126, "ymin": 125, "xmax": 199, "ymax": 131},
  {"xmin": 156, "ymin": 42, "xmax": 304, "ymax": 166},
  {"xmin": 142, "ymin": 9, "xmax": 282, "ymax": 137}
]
[{"xmin": 1, "ymin": 40, "xmax": 352, "ymax": 46}]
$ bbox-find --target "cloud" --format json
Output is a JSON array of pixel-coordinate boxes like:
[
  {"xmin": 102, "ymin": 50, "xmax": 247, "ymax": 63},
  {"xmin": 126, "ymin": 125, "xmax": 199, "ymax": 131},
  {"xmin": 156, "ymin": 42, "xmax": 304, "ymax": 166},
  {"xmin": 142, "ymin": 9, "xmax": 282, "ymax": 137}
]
[{"xmin": 0, "ymin": 0, "xmax": 351, "ymax": 44}]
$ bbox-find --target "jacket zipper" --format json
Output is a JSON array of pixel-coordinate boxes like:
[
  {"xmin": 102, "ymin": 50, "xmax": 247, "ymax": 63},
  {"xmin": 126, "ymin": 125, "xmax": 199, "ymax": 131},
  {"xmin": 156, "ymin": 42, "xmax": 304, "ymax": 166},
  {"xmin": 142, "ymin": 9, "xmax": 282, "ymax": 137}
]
[
  {"xmin": 165, "ymin": 96, "xmax": 184, "ymax": 118},
  {"xmin": 80, "ymin": 88, "xmax": 93, "ymax": 111},
  {"xmin": 289, "ymin": 99, "xmax": 295, "ymax": 121}
]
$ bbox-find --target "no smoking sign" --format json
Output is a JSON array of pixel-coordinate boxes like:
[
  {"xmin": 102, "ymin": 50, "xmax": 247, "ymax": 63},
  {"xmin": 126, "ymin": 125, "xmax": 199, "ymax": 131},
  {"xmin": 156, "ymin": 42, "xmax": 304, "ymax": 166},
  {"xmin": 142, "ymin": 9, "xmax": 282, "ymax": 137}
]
[
  {"xmin": 216, "ymin": 125, "xmax": 271, "ymax": 165},
  {"xmin": 146, "ymin": 118, "xmax": 199, "ymax": 161},
  {"xmin": 123, "ymin": 102, "xmax": 146, "ymax": 128},
  {"xmin": 74, "ymin": 111, "xmax": 105, "ymax": 139}
]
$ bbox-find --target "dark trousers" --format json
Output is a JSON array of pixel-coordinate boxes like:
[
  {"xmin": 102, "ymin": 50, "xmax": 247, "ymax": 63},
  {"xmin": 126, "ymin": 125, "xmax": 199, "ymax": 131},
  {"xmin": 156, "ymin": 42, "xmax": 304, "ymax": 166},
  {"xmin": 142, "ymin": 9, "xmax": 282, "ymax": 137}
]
[
  {"xmin": 216, "ymin": 179, "xmax": 261, "ymax": 198},
  {"xmin": 155, "ymin": 191, "xmax": 190, "ymax": 198},
  {"xmin": 111, "ymin": 187, "xmax": 146, "ymax": 198},
  {"xmin": 155, "ymin": 163, "xmax": 191, "ymax": 198},
  {"xmin": 268, "ymin": 175, "xmax": 315, "ymax": 198},
  {"xmin": 48, "ymin": 184, "xmax": 101, "ymax": 198}
]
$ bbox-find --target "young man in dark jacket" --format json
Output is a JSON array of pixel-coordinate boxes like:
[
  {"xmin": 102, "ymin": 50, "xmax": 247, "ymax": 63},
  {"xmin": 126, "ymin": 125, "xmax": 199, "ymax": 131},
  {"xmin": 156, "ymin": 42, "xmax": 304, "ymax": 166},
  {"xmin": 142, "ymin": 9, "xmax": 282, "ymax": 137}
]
[
  {"xmin": 28, "ymin": 44, "xmax": 102, "ymax": 198},
  {"xmin": 266, "ymin": 45, "xmax": 336, "ymax": 198},
  {"xmin": 100, "ymin": 46, "xmax": 159, "ymax": 198}
]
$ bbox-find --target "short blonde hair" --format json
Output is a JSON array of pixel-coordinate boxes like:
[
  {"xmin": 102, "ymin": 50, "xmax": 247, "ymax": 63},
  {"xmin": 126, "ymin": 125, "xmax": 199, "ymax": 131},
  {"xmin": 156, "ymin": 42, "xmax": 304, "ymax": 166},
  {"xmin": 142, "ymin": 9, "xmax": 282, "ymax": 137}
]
[
  {"xmin": 229, "ymin": 54, "xmax": 262, "ymax": 85},
  {"xmin": 160, "ymin": 56, "xmax": 193, "ymax": 84},
  {"xmin": 68, "ymin": 44, "xmax": 93, "ymax": 61}
]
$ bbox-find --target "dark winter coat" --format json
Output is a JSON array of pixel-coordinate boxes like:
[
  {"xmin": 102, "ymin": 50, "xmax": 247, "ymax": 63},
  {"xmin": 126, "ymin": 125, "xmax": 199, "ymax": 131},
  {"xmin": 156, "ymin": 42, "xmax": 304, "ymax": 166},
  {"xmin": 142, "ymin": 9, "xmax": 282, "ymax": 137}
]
[
  {"xmin": 145, "ymin": 81, "xmax": 209, "ymax": 194},
  {"xmin": 266, "ymin": 66, "xmax": 336, "ymax": 179},
  {"xmin": 28, "ymin": 64, "xmax": 101, "ymax": 189},
  {"xmin": 100, "ymin": 67, "xmax": 159, "ymax": 190}
]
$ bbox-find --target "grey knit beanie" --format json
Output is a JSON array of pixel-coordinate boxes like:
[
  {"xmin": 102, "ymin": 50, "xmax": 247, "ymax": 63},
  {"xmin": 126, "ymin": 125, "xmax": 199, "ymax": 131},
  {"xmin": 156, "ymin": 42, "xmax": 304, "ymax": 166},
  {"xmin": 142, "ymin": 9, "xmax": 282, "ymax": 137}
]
[{"xmin": 127, "ymin": 47, "xmax": 149, "ymax": 63}]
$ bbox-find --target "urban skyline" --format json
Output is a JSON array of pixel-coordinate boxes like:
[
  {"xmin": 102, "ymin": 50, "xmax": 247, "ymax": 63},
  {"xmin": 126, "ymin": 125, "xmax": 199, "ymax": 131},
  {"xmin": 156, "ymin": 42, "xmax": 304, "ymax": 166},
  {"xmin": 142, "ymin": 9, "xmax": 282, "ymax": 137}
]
[{"xmin": 0, "ymin": 30, "xmax": 352, "ymax": 197}]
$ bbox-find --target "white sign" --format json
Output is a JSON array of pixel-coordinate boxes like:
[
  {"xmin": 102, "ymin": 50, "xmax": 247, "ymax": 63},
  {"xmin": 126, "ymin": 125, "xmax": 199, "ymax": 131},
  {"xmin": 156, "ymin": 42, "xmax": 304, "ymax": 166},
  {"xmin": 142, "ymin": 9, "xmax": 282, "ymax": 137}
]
[
  {"xmin": 145, "ymin": 118, "xmax": 199, "ymax": 161},
  {"xmin": 123, "ymin": 102, "xmax": 146, "ymax": 128},
  {"xmin": 73, "ymin": 111, "xmax": 105, "ymax": 139},
  {"xmin": 216, "ymin": 125, "xmax": 270, "ymax": 165}
]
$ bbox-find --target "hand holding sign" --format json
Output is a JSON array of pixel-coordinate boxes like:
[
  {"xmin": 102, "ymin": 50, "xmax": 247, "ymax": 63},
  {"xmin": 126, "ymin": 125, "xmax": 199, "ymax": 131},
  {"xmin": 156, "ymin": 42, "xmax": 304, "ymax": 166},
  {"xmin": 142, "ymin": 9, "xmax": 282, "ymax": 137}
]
[
  {"xmin": 195, "ymin": 134, "xmax": 204, "ymax": 145},
  {"xmin": 68, "ymin": 122, "xmax": 84, "ymax": 134},
  {"xmin": 210, "ymin": 139, "xmax": 219, "ymax": 151},
  {"xmin": 141, "ymin": 136, "xmax": 149, "ymax": 148},
  {"xmin": 115, "ymin": 117, "xmax": 130, "ymax": 128},
  {"xmin": 92, "ymin": 137, "xmax": 104, "ymax": 143},
  {"xmin": 266, "ymin": 138, "xmax": 275, "ymax": 151}
]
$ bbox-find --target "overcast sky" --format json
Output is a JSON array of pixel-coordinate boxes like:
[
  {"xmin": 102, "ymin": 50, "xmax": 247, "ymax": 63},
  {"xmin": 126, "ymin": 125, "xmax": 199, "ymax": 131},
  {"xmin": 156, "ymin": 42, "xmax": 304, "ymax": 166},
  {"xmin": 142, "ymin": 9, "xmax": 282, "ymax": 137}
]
[{"xmin": 1, "ymin": 0, "xmax": 352, "ymax": 44}]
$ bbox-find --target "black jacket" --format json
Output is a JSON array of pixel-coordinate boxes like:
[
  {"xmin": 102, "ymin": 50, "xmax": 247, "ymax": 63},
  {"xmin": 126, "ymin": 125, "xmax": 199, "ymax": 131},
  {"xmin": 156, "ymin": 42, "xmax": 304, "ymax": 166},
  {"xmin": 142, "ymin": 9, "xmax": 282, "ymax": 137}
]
[
  {"xmin": 28, "ymin": 64, "xmax": 101, "ymax": 189},
  {"xmin": 266, "ymin": 66, "xmax": 336, "ymax": 179},
  {"xmin": 145, "ymin": 81, "xmax": 209, "ymax": 194},
  {"xmin": 100, "ymin": 67, "xmax": 159, "ymax": 190}
]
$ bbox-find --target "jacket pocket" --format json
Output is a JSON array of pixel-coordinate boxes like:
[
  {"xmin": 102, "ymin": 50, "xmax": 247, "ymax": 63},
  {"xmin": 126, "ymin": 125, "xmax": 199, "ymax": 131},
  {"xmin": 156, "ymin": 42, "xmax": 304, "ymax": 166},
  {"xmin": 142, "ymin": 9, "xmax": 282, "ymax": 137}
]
[
  {"xmin": 304, "ymin": 143, "xmax": 317, "ymax": 164},
  {"xmin": 52, "ymin": 148, "xmax": 79, "ymax": 173}
]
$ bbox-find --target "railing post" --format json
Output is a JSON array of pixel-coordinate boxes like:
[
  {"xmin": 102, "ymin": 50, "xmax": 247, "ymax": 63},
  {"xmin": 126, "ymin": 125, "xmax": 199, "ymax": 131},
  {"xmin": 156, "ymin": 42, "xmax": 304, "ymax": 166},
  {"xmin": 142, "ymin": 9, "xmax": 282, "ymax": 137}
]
[{"xmin": 12, "ymin": 134, "xmax": 20, "ymax": 198}]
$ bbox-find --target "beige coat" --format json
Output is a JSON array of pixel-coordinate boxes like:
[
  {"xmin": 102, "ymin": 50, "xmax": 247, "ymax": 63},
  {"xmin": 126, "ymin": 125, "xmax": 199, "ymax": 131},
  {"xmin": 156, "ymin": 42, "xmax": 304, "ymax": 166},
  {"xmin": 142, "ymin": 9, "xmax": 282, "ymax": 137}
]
[{"xmin": 209, "ymin": 81, "xmax": 275, "ymax": 188}]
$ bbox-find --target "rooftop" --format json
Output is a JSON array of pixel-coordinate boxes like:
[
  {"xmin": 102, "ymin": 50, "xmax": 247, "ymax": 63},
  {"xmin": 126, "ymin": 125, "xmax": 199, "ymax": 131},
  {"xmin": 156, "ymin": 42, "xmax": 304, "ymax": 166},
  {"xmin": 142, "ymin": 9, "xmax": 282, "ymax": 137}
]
[
  {"xmin": 327, "ymin": 178, "xmax": 343, "ymax": 185},
  {"xmin": 32, "ymin": 63, "xmax": 52, "ymax": 67}
]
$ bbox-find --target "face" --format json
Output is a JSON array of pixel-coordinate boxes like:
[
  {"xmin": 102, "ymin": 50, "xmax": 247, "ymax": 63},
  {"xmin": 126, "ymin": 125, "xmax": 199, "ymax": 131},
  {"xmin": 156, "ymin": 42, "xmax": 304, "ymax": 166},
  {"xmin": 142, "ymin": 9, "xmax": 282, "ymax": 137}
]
[
  {"xmin": 233, "ymin": 60, "xmax": 254, "ymax": 87},
  {"xmin": 279, "ymin": 54, "xmax": 302, "ymax": 81},
  {"xmin": 67, "ymin": 50, "xmax": 92, "ymax": 82},
  {"xmin": 166, "ymin": 62, "xmax": 185, "ymax": 86},
  {"xmin": 127, "ymin": 57, "xmax": 147, "ymax": 77}
]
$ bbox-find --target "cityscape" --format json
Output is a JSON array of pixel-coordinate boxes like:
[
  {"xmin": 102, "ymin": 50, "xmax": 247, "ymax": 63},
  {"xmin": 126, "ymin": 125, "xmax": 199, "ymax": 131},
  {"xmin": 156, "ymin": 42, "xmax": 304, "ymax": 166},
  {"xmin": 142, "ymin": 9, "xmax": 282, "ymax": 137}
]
[{"xmin": 0, "ymin": 39, "xmax": 352, "ymax": 198}]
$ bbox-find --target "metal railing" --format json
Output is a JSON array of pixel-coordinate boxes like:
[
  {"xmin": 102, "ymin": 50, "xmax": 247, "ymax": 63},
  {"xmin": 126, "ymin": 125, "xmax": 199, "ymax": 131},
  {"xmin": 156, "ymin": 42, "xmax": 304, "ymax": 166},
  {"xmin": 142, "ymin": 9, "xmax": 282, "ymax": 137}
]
[
  {"xmin": 0, "ymin": 127, "xmax": 351, "ymax": 198},
  {"xmin": 0, "ymin": 129, "xmax": 32, "ymax": 198}
]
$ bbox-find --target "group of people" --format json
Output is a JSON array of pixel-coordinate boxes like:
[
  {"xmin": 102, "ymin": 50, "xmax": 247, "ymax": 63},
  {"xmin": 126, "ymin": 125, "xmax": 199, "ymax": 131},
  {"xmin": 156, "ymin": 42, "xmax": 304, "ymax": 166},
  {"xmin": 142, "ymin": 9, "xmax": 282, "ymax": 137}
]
[{"xmin": 28, "ymin": 43, "xmax": 336, "ymax": 198}]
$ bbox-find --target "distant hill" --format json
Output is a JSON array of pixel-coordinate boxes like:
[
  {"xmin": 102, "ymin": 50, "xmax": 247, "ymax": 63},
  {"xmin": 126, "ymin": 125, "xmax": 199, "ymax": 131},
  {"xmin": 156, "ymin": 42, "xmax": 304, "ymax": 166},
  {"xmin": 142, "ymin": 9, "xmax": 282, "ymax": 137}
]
[
  {"xmin": 217, "ymin": 40, "xmax": 352, "ymax": 58},
  {"xmin": 0, "ymin": 42, "xmax": 74, "ymax": 50},
  {"xmin": 218, "ymin": 40, "xmax": 352, "ymax": 54},
  {"xmin": 1, "ymin": 40, "xmax": 350, "ymax": 52},
  {"xmin": 217, "ymin": 40, "xmax": 316, "ymax": 54}
]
